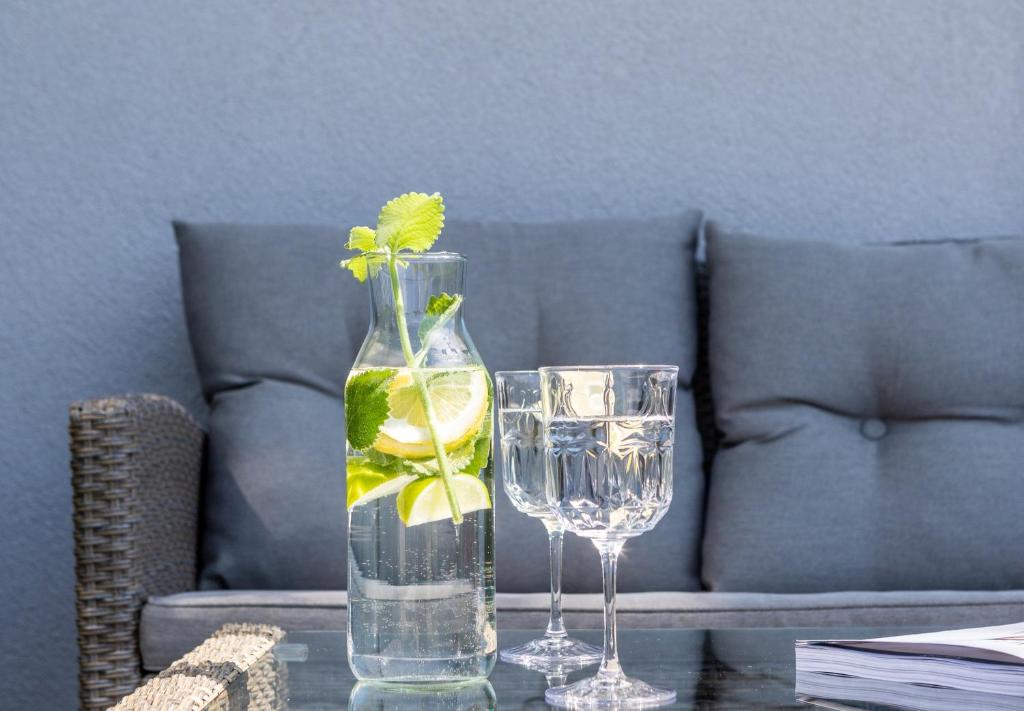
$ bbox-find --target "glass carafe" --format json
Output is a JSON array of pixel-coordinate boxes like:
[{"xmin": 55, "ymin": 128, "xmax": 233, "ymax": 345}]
[{"xmin": 345, "ymin": 252, "xmax": 496, "ymax": 682}]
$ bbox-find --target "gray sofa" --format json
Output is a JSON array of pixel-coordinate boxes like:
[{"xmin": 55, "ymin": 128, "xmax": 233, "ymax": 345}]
[{"xmin": 70, "ymin": 216, "xmax": 1024, "ymax": 710}]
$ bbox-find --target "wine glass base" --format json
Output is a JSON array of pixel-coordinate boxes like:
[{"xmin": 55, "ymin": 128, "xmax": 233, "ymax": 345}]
[
  {"xmin": 545, "ymin": 673, "xmax": 676, "ymax": 709},
  {"xmin": 499, "ymin": 636, "xmax": 603, "ymax": 668}
]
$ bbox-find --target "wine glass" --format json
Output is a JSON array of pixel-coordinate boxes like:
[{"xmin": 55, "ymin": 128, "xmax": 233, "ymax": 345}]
[
  {"xmin": 539, "ymin": 365, "xmax": 679, "ymax": 708},
  {"xmin": 496, "ymin": 371, "xmax": 603, "ymax": 669}
]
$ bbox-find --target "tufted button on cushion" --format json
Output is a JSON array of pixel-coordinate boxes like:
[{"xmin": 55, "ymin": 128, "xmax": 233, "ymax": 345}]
[
  {"xmin": 702, "ymin": 224, "xmax": 1024, "ymax": 593},
  {"xmin": 860, "ymin": 418, "xmax": 888, "ymax": 440}
]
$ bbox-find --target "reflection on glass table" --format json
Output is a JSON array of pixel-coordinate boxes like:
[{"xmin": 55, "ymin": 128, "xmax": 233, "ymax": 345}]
[
  {"xmin": 348, "ymin": 680, "xmax": 497, "ymax": 710},
  {"xmin": 239, "ymin": 626, "xmax": 998, "ymax": 710}
]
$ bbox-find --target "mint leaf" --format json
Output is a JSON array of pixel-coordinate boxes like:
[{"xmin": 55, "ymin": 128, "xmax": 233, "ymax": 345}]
[
  {"xmin": 365, "ymin": 448, "xmax": 412, "ymax": 473},
  {"xmin": 459, "ymin": 426, "xmax": 492, "ymax": 476},
  {"xmin": 348, "ymin": 226, "xmax": 377, "ymax": 251},
  {"xmin": 344, "ymin": 368, "xmax": 397, "ymax": 451},
  {"xmin": 417, "ymin": 292, "xmax": 463, "ymax": 346},
  {"xmin": 340, "ymin": 254, "xmax": 369, "ymax": 282},
  {"xmin": 461, "ymin": 375, "xmax": 493, "ymax": 474},
  {"xmin": 375, "ymin": 192, "xmax": 445, "ymax": 252},
  {"xmin": 340, "ymin": 227, "xmax": 379, "ymax": 282},
  {"xmin": 347, "ymin": 455, "xmax": 398, "ymax": 478},
  {"xmin": 426, "ymin": 292, "xmax": 457, "ymax": 317}
]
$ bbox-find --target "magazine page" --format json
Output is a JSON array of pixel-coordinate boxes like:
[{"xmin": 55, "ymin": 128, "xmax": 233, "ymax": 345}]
[{"xmin": 798, "ymin": 622, "xmax": 1024, "ymax": 665}]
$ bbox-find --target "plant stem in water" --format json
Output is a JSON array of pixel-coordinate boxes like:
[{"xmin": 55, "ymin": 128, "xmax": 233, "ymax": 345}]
[{"xmin": 388, "ymin": 255, "xmax": 463, "ymax": 523}]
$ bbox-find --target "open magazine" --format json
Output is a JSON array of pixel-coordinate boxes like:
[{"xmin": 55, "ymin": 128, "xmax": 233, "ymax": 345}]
[{"xmin": 795, "ymin": 623, "xmax": 1024, "ymax": 709}]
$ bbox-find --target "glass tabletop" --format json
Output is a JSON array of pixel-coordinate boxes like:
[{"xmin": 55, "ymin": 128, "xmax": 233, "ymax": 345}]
[{"xmin": 223, "ymin": 625, "xmax": 1000, "ymax": 709}]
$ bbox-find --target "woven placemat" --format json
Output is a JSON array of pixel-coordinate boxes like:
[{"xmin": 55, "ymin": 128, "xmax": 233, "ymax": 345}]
[{"xmin": 110, "ymin": 623, "xmax": 287, "ymax": 710}]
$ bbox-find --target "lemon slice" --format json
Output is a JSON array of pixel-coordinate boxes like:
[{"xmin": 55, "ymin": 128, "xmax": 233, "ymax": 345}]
[
  {"xmin": 346, "ymin": 461, "xmax": 416, "ymax": 510},
  {"xmin": 375, "ymin": 369, "xmax": 489, "ymax": 459},
  {"xmin": 396, "ymin": 474, "xmax": 492, "ymax": 526}
]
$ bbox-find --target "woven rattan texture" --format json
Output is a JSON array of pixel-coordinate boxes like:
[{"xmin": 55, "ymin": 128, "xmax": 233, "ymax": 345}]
[
  {"xmin": 110, "ymin": 624, "xmax": 287, "ymax": 711},
  {"xmin": 70, "ymin": 394, "xmax": 204, "ymax": 711}
]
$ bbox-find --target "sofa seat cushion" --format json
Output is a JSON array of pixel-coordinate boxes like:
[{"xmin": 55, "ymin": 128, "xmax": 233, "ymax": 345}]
[
  {"xmin": 140, "ymin": 589, "xmax": 1024, "ymax": 671},
  {"xmin": 175, "ymin": 214, "xmax": 705, "ymax": 594},
  {"xmin": 703, "ymin": 226, "xmax": 1024, "ymax": 592}
]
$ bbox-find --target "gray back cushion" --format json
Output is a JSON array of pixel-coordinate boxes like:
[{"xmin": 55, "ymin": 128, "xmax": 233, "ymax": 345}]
[
  {"xmin": 702, "ymin": 224, "xmax": 1024, "ymax": 592},
  {"xmin": 175, "ymin": 213, "xmax": 704, "ymax": 592}
]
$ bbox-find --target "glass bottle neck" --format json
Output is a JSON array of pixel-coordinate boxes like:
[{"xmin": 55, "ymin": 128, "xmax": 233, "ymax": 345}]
[
  {"xmin": 366, "ymin": 255, "xmax": 467, "ymax": 328},
  {"xmin": 354, "ymin": 253, "xmax": 480, "ymax": 371}
]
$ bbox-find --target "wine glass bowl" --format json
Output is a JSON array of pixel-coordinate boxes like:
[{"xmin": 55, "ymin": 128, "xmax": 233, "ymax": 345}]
[
  {"xmin": 540, "ymin": 365, "xmax": 679, "ymax": 708},
  {"xmin": 544, "ymin": 415, "xmax": 674, "ymax": 539},
  {"xmin": 497, "ymin": 374, "xmax": 552, "ymax": 521}
]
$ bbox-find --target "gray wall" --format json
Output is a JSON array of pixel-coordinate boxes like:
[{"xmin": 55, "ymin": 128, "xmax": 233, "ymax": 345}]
[{"xmin": 2, "ymin": 0, "xmax": 1022, "ymax": 705}]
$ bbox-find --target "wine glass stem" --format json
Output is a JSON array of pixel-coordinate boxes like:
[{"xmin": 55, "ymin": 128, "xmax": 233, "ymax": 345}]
[
  {"xmin": 596, "ymin": 539, "xmax": 626, "ymax": 677},
  {"xmin": 544, "ymin": 522, "xmax": 567, "ymax": 638}
]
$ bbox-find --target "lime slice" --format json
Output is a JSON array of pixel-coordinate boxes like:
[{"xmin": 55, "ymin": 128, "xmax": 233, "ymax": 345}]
[
  {"xmin": 396, "ymin": 474, "xmax": 492, "ymax": 526},
  {"xmin": 375, "ymin": 369, "xmax": 489, "ymax": 459},
  {"xmin": 346, "ymin": 461, "xmax": 416, "ymax": 510}
]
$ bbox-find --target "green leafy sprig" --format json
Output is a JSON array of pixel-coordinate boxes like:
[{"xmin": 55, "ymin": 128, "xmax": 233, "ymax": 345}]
[
  {"xmin": 343, "ymin": 368, "xmax": 396, "ymax": 452},
  {"xmin": 341, "ymin": 192, "xmax": 445, "ymax": 281},
  {"xmin": 340, "ymin": 192, "xmax": 472, "ymax": 524},
  {"xmin": 414, "ymin": 292, "xmax": 463, "ymax": 366}
]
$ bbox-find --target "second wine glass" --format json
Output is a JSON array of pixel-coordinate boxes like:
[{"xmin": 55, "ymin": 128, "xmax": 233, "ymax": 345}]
[
  {"xmin": 540, "ymin": 365, "xmax": 679, "ymax": 708},
  {"xmin": 496, "ymin": 370, "xmax": 602, "ymax": 669}
]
